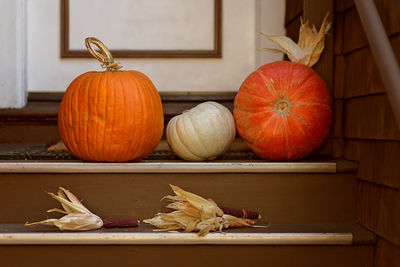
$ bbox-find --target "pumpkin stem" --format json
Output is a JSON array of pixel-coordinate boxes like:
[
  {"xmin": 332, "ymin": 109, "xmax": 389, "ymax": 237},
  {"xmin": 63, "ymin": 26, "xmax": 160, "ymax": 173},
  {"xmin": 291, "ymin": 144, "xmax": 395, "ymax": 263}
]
[
  {"xmin": 85, "ymin": 37, "xmax": 123, "ymax": 71},
  {"xmin": 260, "ymin": 12, "xmax": 331, "ymax": 67}
]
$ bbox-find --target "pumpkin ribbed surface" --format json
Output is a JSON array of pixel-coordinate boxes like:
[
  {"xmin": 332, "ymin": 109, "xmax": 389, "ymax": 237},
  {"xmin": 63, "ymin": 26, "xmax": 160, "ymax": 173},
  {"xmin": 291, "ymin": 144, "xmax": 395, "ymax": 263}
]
[
  {"xmin": 166, "ymin": 101, "xmax": 236, "ymax": 161},
  {"xmin": 234, "ymin": 61, "xmax": 332, "ymax": 161},
  {"xmin": 58, "ymin": 70, "xmax": 164, "ymax": 162}
]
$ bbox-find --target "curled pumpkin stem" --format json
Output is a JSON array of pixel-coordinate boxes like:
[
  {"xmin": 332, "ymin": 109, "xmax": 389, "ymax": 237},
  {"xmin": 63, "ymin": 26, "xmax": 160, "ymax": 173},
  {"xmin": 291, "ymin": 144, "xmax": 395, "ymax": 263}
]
[{"xmin": 85, "ymin": 37, "xmax": 122, "ymax": 71}]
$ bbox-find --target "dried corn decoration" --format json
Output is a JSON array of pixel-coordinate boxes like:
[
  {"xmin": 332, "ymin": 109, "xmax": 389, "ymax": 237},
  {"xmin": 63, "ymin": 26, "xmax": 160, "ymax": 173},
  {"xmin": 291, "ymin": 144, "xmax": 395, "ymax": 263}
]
[
  {"xmin": 144, "ymin": 185, "xmax": 257, "ymax": 236},
  {"xmin": 260, "ymin": 13, "xmax": 331, "ymax": 67},
  {"xmin": 47, "ymin": 141, "xmax": 69, "ymax": 153},
  {"xmin": 25, "ymin": 187, "xmax": 103, "ymax": 231}
]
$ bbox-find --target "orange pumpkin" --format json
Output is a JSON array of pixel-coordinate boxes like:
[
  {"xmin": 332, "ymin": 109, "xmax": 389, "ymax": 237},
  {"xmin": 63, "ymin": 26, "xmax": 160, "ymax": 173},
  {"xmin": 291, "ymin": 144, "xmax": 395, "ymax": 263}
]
[
  {"xmin": 58, "ymin": 38, "xmax": 163, "ymax": 162},
  {"xmin": 234, "ymin": 15, "xmax": 332, "ymax": 161},
  {"xmin": 234, "ymin": 61, "xmax": 331, "ymax": 161}
]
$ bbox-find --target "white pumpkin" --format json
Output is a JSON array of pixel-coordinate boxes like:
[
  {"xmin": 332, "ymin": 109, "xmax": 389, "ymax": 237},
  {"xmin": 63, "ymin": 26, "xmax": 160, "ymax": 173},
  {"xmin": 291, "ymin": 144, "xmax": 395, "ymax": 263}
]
[{"xmin": 166, "ymin": 101, "xmax": 236, "ymax": 161}]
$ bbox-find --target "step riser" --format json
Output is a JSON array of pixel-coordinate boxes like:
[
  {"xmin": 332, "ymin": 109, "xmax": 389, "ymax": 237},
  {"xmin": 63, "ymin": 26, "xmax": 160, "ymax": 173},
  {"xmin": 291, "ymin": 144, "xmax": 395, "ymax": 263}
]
[
  {"xmin": 0, "ymin": 245, "xmax": 374, "ymax": 267},
  {"xmin": 0, "ymin": 173, "xmax": 356, "ymax": 224}
]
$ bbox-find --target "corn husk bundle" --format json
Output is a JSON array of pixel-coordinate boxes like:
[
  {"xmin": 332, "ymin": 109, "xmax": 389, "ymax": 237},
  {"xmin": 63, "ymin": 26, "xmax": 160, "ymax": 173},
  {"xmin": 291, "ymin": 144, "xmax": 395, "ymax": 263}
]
[
  {"xmin": 144, "ymin": 185, "xmax": 259, "ymax": 236},
  {"xmin": 260, "ymin": 13, "xmax": 331, "ymax": 67},
  {"xmin": 25, "ymin": 187, "xmax": 103, "ymax": 231}
]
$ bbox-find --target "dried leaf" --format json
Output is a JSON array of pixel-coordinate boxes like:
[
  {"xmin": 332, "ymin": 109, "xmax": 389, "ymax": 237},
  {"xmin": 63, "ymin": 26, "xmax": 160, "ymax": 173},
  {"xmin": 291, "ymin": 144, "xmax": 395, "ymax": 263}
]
[
  {"xmin": 170, "ymin": 184, "xmax": 223, "ymax": 218},
  {"xmin": 46, "ymin": 208, "xmax": 68, "ymax": 214},
  {"xmin": 25, "ymin": 213, "xmax": 103, "ymax": 231},
  {"xmin": 25, "ymin": 187, "xmax": 103, "ymax": 231},
  {"xmin": 47, "ymin": 141, "xmax": 69, "ymax": 153},
  {"xmin": 165, "ymin": 201, "xmax": 201, "ymax": 218},
  {"xmin": 144, "ymin": 185, "xmax": 258, "ymax": 236},
  {"xmin": 47, "ymin": 188, "xmax": 91, "ymax": 215},
  {"xmin": 261, "ymin": 13, "xmax": 330, "ymax": 67}
]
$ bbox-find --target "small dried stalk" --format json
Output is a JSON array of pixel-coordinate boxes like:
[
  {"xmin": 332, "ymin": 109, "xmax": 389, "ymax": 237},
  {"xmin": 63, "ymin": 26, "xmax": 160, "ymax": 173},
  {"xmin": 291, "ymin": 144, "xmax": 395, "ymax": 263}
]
[
  {"xmin": 25, "ymin": 187, "xmax": 103, "ymax": 231},
  {"xmin": 261, "ymin": 13, "xmax": 331, "ymax": 67},
  {"xmin": 144, "ymin": 185, "xmax": 258, "ymax": 236},
  {"xmin": 47, "ymin": 141, "xmax": 69, "ymax": 153}
]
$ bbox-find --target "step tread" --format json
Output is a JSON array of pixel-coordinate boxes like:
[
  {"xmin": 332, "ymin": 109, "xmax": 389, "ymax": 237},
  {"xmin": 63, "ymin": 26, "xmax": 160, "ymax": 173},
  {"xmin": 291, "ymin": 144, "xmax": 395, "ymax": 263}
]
[
  {"xmin": 0, "ymin": 223, "xmax": 375, "ymax": 245},
  {"xmin": 0, "ymin": 161, "xmax": 337, "ymax": 173}
]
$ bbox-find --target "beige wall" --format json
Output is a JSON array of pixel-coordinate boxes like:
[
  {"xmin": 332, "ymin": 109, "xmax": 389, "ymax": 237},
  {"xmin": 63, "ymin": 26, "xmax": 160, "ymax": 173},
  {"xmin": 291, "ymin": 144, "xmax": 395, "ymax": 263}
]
[
  {"xmin": 0, "ymin": 0, "xmax": 26, "ymax": 108},
  {"xmin": 26, "ymin": 0, "xmax": 285, "ymax": 93}
]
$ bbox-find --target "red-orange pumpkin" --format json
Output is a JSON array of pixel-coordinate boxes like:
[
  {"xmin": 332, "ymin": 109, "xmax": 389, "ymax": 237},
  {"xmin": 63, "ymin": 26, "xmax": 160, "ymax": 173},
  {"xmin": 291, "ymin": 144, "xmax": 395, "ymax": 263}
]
[
  {"xmin": 234, "ymin": 61, "xmax": 331, "ymax": 161},
  {"xmin": 58, "ymin": 38, "xmax": 163, "ymax": 162},
  {"xmin": 234, "ymin": 15, "xmax": 332, "ymax": 161}
]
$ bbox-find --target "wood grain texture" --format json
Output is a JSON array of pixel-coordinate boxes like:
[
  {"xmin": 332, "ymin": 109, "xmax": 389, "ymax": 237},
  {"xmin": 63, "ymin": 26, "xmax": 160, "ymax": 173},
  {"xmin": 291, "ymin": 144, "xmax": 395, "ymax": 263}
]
[
  {"xmin": 303, "ymin": 0, "xmax": 334, "ymax": 93},
  {"xmin": 342, "ymin": 7, "xmax": 368, "ymax": 54},
  {"xmin": 334, "ymin": 0, "xmax": 354, "ymax": 12},
  {"xmin": 286, "ymin": 15, "xmax": 302, "ymax": 44},
  {"xmin": 356, "ymin": 181, "xmax": 380, "ymax": 232},
  {"xmin": 344, "ymin": 139, "xmax": 400, "ymax": 189},
  {"xmin": 343, "ymin": 45, "xmax": 384, "ymax": 98},
  {"xmin": 332, "ymin": 137, "xmax": 344, "ymax": 159},
  {"xmin": 285, "ymin": 0, "xmax": 303, "ymax": 25},
  {"xmin": 357, "ymin": 181, "xmax": 400, "ymax": 245},
  {"xmin": 0, "ymin": 125, "xmax": 60, "ymax": 145},
  {"xmin": 373, "ymin": 0, "xmax": 400, "ymax": 36},
  {"xmin": 334, "ymin": 55, "xmax": 345, "ymax": 99},
  {"xmin": 0, "ymin": 173, "xmax": 356, "ymax": 224},
  {"xmin": 375, "ymin": 238, "xmax": 400, "ymax": 267},
  {"xmin": 343, "ymin": 35, "xmax": 400, "ymax": 99},
  {"xmin": 344, "ymin": 94, "xmax": 400, "ymax": 140},
  {"xmin": 330, "ymin": 0, "xmax": 400, "ymax": 262},
  {"xmin": 334, "ymin": 11, "xmax": 345, "ymax": 55},
  {"xmin": 343, "ymin": 2, "xmax": 400, "ymax": 54},
  {"xmin": 0, "ymin": 245, "xmax": 375, "ymax": 267},
  {"xmin": 334, "ymin": 100, "xmax": 343, "ymax": 138}
]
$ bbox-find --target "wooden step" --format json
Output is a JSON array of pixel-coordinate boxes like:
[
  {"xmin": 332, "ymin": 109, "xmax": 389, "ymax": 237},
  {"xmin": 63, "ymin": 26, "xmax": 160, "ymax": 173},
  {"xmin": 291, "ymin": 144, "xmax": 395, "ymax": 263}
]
[
  {"xmin": 0, "ymin": 160, "xmax": 337, "ymax": 173},
  {"xmin": 0, "ymin": 160, "xmax": 356, "ymax": 224},
  {"xmin": 0, "ymin": 244, "xmax": 375, "ymax": 267},
  {"xmin": 0, "ymin": 223, "xmax": 374, "ymax": 245},
  {"xmin": 0, "ymin": 144, "xmax": 368, "ymax": 266},
  {"xmin": 0, "ymin": 223, "xmax": 375, "ymax": 267}
]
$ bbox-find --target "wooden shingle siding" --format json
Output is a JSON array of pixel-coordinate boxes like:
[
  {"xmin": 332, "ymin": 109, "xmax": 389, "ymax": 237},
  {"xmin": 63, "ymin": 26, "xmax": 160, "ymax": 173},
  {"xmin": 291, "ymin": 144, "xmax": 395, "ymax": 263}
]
[
  {"xmin": 304, "ymin": 0, "xmax": 334, "ymax": 93},
  {"xmin": 375, "ymin": 238, "xmax": 400, "ymax": 267},
  {"xmin": 286, "ymin": 14, "xmax": 302, "ymax": 43},
  {"xmin": 334, "ymin": 0, "xmax": 354, "ymax": 12},
  {"xmin": 330, "ymin": 0, "xmax": 400, "ymax": 264},
  {"xmin": 344, "ymin": 139, "xmax": 400, "ymax": 189},
  {"xmin": 334, "ymin": 55, "xmax": 345, "ymax": 98},
  {"xmin": 332, "ymin": 2, "xmax": 346, "ymax": 160},
  {"xmin": 357, "ymin": 181, "xmax": 400, "ymax": 246},
  {"xmin": 342, "ymin": 7, "xmax": 369, "ymax": 54},
  {"xmin": 342, "ymin": 0, "xmax": 400, "ymax": 54},
  {"xmin": 285, "ymin": 0, "xmax": 303, "ymax": 44},
  {"xmin": 334, "ymin": 12, "xmax": 345, "ymax": 55},
  {"xmin": 374, "ymin": 0, "xmax": 400, "ymax": 35},
  {"xmin": 344, "ymin": 94, "xmax": 400, "ymax": 141},
  {"xmin": 343, "ymin": 35, "xmax": 400, "ymax": 98},
  {"xmin": 356, "ymin": 181, "xmax": 380, "ymax": 233},
  {"xmin": 285, "ymin": 0, "xmax": 303, "ymax": 25},
  {"xmin": 334, "ymin": 100, "xmax": 344, "ymax": 138}
]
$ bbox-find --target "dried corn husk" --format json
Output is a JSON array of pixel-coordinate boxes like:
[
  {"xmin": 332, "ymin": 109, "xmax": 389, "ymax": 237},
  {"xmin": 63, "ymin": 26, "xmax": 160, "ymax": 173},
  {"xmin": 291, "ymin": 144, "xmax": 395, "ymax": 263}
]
[
  {"xmin": 47, "ymin": 141, "xmax": 69, "ymax": 153},
  {"xmin": 260, "ymin": 13, "xmax": 331, "ymax": 67},
  {"xmin": 25, "ymin": 187, "xmax": 103, "ymax": 231},
  {"xmin": 144, "ymin": 185, "xmax": 257, "ymax": 236}
]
